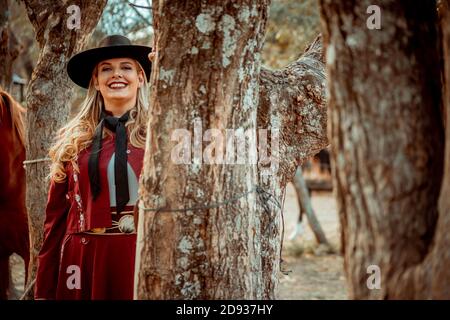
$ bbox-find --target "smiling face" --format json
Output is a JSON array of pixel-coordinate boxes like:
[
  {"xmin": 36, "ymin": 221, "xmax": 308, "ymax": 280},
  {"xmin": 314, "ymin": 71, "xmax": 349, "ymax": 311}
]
[{"xmin": 93, "ymin": 57, "xmax": 144, "ymax": 115}]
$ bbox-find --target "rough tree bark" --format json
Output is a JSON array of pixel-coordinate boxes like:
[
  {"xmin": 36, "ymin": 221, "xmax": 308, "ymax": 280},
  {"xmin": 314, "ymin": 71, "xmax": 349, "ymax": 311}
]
[
  {"xmin": 135, "ymin": 1, "xmax": 327, "ymax": 299},
  {"xmin": 434, "ymin": 0, "xmax": 450, "ymax": 299},
  {"xmin": 0, "ymin": 0, "xmax": 19, "ymax": 90},
  {"xmin": 23, "ymin": 0, "xmax": 106, "ymax": 298},
  {"xmin": 320, "ymin": 0, "xmax": 449, "ymax": 299}
]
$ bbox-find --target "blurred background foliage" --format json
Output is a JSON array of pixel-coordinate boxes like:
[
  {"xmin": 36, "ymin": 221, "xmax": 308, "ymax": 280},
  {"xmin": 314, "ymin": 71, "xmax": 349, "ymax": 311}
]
[
  {"xmin": 9, "ymin": 0, "xmax": 320, "ymax": 105},
  {"xmin": 263, "ymin": 0, "xmax": 320, "ymax": 69},
  {"xmin": 93, "ymin": 0, "xmax": 153, "ymax": 46}
]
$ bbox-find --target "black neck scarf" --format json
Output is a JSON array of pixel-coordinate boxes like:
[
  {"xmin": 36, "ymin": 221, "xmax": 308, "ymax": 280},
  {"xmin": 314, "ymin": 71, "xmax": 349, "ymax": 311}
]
[{"xmin": 88, "ymin": 110, "xmax": 130, "ymax": 214}]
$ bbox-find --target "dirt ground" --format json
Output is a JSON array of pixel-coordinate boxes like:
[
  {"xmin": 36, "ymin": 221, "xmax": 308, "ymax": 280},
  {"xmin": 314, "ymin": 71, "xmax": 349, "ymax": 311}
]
[
  {"xmin": 9, "ymin": 184, "xmax": 347, "ymax": 300},
  {"xmin": 277, "ymin": 184, "xmax": 347, "ymax": 299}
]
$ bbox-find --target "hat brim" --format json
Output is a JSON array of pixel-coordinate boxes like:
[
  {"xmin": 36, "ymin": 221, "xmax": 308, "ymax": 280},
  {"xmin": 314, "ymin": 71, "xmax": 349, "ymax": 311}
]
[{"xmin": 67, "ymin": 45, "xmax": 152, "ymax": 89}]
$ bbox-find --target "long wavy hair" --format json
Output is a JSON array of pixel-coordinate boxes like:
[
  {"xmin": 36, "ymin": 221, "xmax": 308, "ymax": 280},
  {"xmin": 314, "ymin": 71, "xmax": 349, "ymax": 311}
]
[{"xmin": 49, "ymin": 61, "xmax": 149, "ymax": 182}]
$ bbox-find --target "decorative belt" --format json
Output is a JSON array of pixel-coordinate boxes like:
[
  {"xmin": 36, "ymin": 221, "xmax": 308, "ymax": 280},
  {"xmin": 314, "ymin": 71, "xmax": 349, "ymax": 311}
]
[{"xmin": 84, "ymin": 207, "xmax": 136, "ymax": 235}]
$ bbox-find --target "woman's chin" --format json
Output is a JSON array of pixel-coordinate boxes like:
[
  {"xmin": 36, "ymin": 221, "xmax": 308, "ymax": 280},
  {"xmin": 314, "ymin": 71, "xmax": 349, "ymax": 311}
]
[{"xmin": 104, "ymin": 94, "xmax": 135, "ymax": 102}]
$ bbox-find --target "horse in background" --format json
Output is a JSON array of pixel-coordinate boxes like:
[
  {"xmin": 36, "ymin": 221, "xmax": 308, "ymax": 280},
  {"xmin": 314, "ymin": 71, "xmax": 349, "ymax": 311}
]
[{"xmin": 0, "ymin": 87, "xmax": 29, "ymax": 300}]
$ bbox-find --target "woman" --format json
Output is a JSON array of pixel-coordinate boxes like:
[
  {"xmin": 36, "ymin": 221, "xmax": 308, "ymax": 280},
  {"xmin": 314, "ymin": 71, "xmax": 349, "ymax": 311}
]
[{"xmin": 34, "ymin": 35, "xmax": 152, "ymax": 300}]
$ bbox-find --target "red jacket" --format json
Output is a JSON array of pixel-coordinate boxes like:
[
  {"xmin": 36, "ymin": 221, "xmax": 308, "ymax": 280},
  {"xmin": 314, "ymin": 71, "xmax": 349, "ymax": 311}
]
[{"xmin": 34, "ymin": 134, "xmax": 144, "ymax": 299}]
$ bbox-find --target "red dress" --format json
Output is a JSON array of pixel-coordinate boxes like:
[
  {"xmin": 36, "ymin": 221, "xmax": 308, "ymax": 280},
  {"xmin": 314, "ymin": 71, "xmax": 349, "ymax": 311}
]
[{"xmin": 34, "ymin": 134, "xmax": 144, "ymax": 300}]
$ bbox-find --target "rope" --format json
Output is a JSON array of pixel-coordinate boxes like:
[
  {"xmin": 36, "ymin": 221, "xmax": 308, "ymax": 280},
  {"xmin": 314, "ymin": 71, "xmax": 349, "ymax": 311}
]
[
  {"xmin": 23, "ymin": 158, "xmax": 51, "ymax": 168},
  {"xmin": 139, "ymin": 185, "xmax": 281, "ymax": 212},
  {"xmin": 139, "ymin": 185, "xmax": 291, "ymax": 275}
]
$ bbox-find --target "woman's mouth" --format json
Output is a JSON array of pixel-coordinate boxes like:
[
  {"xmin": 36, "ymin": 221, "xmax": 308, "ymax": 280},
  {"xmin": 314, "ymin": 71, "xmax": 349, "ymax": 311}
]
[{"xmin": 108, "ymin": 82, "xmax": 128, "ymax": 89}]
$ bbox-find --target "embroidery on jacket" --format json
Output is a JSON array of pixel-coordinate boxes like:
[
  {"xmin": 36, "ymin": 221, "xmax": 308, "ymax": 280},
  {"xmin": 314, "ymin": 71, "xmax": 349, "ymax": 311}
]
[{"xmin": 73, "ymin": 157, "xmax": 86, "ymax": 232}]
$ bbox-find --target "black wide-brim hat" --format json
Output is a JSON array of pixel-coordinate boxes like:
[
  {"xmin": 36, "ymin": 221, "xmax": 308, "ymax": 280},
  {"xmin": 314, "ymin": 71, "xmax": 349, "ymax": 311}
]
[{"xmin": 67, "ymin": 35, "xmax": 152, "ymax": 89}]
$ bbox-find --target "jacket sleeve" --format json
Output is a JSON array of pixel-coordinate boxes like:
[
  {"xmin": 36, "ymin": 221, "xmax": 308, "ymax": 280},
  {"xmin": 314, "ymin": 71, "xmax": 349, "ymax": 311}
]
[{"xmin": 34, "ymin": 177, "xmax": 70, "ymax": 300}]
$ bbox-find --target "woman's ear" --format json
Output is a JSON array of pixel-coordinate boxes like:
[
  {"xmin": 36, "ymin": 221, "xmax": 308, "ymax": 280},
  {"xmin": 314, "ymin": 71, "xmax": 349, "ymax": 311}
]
[
  {"xmin": 93, "ymin": 75, "xmax": 100, "ymax": 90},
  {"xmin": 138, "ymin": 71, "xmax": 144, "ymax": 88}
]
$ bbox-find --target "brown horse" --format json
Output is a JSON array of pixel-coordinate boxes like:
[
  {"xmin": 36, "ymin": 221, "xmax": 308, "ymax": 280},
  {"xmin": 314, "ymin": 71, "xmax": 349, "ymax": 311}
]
[{"xmin": 0, "ymin": 87, "xmax": 29, "ymax": 299}]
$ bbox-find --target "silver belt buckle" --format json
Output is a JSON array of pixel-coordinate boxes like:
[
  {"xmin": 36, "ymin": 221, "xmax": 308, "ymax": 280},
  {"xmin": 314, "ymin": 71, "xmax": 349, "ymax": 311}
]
[{"xmin": 118, "ymin": 215, "xmax": 135, "ymax": 233}]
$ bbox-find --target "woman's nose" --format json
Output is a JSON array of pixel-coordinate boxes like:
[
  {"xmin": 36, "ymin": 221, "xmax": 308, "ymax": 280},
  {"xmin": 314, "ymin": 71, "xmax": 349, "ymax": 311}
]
[{"xmin": 113, "ymin": 69, "xmax": 123, "ymax": 78}]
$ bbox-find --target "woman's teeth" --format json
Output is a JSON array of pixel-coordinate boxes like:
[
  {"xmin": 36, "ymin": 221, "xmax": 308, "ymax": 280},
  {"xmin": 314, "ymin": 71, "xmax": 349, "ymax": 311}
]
[{"xmin": 109, "ymin": 83, "xmax": 127, "ymax": 88}]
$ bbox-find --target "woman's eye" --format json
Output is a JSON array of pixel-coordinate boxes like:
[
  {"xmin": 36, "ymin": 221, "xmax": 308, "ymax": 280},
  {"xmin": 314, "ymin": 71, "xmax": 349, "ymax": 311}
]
[
  {"xmin": 101, "ymin": 67, "xmax": 111, "ymax": 72},
  {"xmin": 122, "ymin": 66, "xmax": 132, "ymax": 70}
]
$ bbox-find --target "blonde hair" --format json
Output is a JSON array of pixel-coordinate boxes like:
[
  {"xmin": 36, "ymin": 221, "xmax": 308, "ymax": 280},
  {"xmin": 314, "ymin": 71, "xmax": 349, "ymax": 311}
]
[{"xmin": 49, "ymin": 60, "xmax": 149, "ymax": 182}]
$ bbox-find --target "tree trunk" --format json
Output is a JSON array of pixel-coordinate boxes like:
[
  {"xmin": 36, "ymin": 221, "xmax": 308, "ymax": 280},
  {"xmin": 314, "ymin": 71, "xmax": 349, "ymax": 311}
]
[
  {"xmin": 431, "ymin": 0, "xmax": 450, "ymax": 299},
  {"xmin": 23, "ymin": 0, "xmax": 106, "ymax": 299},
  {"xmin": 320, "ymin": 0, "xmax": 449, "ymax": 299},
  {"xmin": 136, "ymin": 0, "xmax": 328, "ymax": 299},
  {"xmin": 293, "ymin": 166, "xmax": 329, "ymax": 245},
  {"xmin": 255, "ymin": 34, "xmax": 327, "ymax": 296},
  {"xmin": 0, "ymin": 0, "xmax": 19, "ymax": 91}
]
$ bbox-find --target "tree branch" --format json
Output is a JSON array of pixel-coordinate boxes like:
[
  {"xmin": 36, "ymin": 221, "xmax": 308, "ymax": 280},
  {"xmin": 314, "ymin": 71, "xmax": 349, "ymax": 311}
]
[
  {"xmin": 254, "ymin": 34, "xmax": 327, "ymax": 296},
  {"xmin": 127, "ymin": 0, "xmax": 152, "ymax": 10},
  {"xmin": 22, "ymin": 0, "xmax": 51, "ymax": 46},
  {"xmin": 127, "ymin": 1, "xmax": 152, "ymax": 26},
  {"xmin": 258, "ymin": 34, "xmax": 328, "ymax": 185}
]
